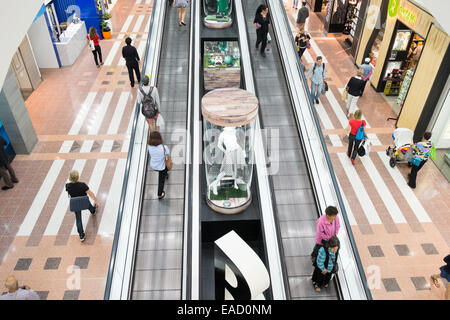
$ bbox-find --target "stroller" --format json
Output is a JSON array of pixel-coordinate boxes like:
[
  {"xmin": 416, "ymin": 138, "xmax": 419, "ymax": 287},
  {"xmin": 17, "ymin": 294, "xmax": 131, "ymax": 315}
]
[{"xmin": 386, "ymin": 128, "xmax": 414, "ymax": 168}]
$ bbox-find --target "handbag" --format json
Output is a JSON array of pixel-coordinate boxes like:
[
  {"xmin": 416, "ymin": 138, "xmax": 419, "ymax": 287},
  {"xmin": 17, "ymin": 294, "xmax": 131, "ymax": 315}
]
[
  {"xmin": 322, "ymin": 80, "xmax": 329, "ymax": 93},
  {"xmin": 69, "ymin": 196, "xmax": 91, "ymax": 212},
  {"xmin": 163, "ymin": 145, "xmax": 173, "ymax": 171},
  {"xmin": 88, "ymin": 37, "xmax": 95, "ymax": 51},
  {"xmin": 410, "ymin": 156, "xmax": 421, "ymax": 166},
  {"xmin": 255, "ymin": 22, "xmax": 261, "ymax": 29},
  {"xmin": 358, "ymin": 141, "xmax": 366, "ymax": 157}
]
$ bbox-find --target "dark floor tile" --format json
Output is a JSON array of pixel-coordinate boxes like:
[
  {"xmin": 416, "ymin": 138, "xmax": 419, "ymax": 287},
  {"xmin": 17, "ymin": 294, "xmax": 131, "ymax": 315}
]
[
  {"xmin": 394, "ymin": 244, "xmax": 411, "ymax": 256},
  {"xmin": 382, "ymin": 278, "xmax": 401, "ymax": 292},
  {"xmin": 74, "ymin": 257, "xmax": 90, "ymax": 269},
  {"xmin": 106, "ymin": 71, "xmax": 114, "ymax": 75},
  {"xmin": 14, "ymin": 258, "xmax": 32, "ymax": 271},
  {"xmin": 101, "ymin": 81, "xmax": 110, "ymax": 85},
  {"xmin": 421, "ymin": 243, "xmax": 438, "ymax": 255},
  {"xmin": 44, "ymin": 257, "xmax": 61, "ymax": 270},
  {"xmin": 63, "ymin": 290, "xmax": 80, "ymax": 300},
  {"xmin": 36, "ymin": 291, "xmax": 49, "ymax": 300},
  {"xmin": 368, "ymin": 245, "xmax": 384, "ymax": 257},
  {"xmin": 410, "ymin": 277, "xmax": 430, "ymax": 291},
  {"xmin": 118, "ymin": 81, "xmax": 126, "ymax": 85},
  {"xmin": 121, "ymin": 72, "xmax": 128, "ymax": 75}
]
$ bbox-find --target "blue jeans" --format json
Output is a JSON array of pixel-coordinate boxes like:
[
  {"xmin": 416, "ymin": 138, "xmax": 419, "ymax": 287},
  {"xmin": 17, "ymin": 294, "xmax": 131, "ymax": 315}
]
[{"xmin": 311, "ymin": 82, "xmax": 323, "ymax": 101}]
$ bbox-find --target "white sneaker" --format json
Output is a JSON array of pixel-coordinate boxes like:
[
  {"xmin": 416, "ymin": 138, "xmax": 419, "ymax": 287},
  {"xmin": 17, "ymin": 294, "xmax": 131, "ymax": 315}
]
[{"xmin": 80, "ymin": 235, "xmax": 86, "ymax": 242}]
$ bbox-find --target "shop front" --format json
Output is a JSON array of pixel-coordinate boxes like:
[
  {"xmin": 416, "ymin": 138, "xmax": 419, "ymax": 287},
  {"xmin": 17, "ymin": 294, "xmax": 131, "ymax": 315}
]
[{"xmin": 355, "ymin": 0, "xmax": 450, "ymax": 139}]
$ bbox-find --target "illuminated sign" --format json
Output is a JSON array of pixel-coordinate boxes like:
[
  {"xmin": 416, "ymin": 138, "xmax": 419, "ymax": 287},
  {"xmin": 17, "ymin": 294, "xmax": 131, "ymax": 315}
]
[{"xmin": 388, "ymin": 0, "xmax": 417, "ymax": 25}]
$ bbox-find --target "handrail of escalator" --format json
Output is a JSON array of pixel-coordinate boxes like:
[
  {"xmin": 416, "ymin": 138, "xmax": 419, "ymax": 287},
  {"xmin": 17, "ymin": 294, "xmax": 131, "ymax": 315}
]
[
  {"xmin": 103, "ymin": 0, "xmax": 159, "ymax": 300},
  {"xmin": 271, "ymin": 0, "xmax": 373, "ymax": 300}
]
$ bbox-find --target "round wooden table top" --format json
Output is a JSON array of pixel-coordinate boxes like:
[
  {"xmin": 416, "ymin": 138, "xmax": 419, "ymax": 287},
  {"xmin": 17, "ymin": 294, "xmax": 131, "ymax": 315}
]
[{"xmin": 201, "ymin": 88, "xmax": 259, "ymax": 127}]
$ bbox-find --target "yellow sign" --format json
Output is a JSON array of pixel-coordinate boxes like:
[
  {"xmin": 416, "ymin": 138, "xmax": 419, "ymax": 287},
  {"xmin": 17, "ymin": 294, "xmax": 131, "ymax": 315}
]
[{"xmin": 388, "ymin": 0, "xmax": 417, "ymax": 25}]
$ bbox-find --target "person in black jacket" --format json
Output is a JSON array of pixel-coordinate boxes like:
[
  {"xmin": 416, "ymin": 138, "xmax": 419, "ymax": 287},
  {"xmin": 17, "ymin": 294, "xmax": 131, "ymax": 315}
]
[
  {"xmin": 254, "ymin": 4, "xmax": 270, "ymax": 57},
  {"xmin": 122, "ymin": 37, "xmax": 141, "ymax": 88},
  {"xmin": 345, "ymin": 69, "xmax": 365, "ymax": 118},
  {"xmin": 0, "ymin": 136, "xmax": 18, "ymax": 191}
]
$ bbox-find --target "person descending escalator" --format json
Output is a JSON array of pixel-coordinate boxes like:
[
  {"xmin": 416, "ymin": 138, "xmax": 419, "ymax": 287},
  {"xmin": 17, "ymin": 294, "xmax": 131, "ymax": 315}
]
[
  {"xmin": 254, "ymin": 4, "xmax": 271, "ymax": 58},
  {"xmin": 312, "ymin": 236, "xmax": 340, "ymax": 292}
]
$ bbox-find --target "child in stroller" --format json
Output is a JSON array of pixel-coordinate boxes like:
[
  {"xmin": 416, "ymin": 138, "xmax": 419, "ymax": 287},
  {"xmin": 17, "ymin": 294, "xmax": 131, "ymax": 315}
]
[{"xmin": 386, "ymin": 128, "xmax": 414, "ymax": 168}]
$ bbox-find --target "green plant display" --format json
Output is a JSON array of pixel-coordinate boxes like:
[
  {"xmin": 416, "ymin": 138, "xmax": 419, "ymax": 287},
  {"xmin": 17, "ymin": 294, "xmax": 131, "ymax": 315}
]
[
  {"xmin": 102, "ymin": 13, "xmax": 112, "ymax": 20},
  {"xmin": 204, "ymin": 54, "xmax": 240, "ymax": 69},
  {"xmin": 101, "ymin": 20, "xmax": 111, "ymax": 32},
  {"xmin": 209, "ymin": 184, "xmax": 248, "ymax": 200}
]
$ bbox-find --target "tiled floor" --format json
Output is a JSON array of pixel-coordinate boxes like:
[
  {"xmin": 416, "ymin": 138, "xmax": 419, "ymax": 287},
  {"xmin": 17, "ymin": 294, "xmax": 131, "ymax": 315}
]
[
  {"xmin": 0, "ymin": 0, "xmax": 154, "ymax": 299},
  {"xmin": 283, "ymin": 1, "xmax": 450, "ymax": 300}
]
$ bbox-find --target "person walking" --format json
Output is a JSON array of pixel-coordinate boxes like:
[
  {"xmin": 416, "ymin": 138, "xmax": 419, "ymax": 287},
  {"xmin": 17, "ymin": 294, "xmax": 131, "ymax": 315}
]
[
  {"xmin": 345, "ymin": 69, "xmax": 365, "ymax": 117},
  {"xmin": 311, "ymin": 206, "xmax": 340, "ymax": 263},
  {"xmin": 0, "ymin": 136, "xmax": 18, "ymax": 191},
  {"xmin": 138, "ymin": 75, "xmax": 163, "ymax": 132},
  {"xmin": 407, "ymin": 131, "xmax": 433, "ymax": 189},
  {"xmin": 360, "ymin": 57, "xmax": 373, "ymax": 96},
  {"xmin": 0, "ymin": 276, "xmax": 39, "ymax": 300},
  {"xmin": 174, "ymin": 0, "xmax": 188, "ymax": 26},
  {"xmin": 122, "ymin": 37, "xmax": 141, "ymax": 88},
  {"xmin": 306, "ymin": 56, "xmax": 326, "ymax": 104},
  {"xmin": 312, "ymin": 236, "xmax": 340, "ymax": 292},
  {"xmin": 430, "ymin": 254, "xmax": 450, "ymax": 300},
  {"xmin": 86, "ymin": 27, "xmax": 103, "ymax": 68},
  {"xmin": 296, "ymin": 1, "xmax": 309, "ymax": 30},
  {"xmin": 148, "ymin": 131, "xmax": 170, "ymax": 200},
  {"xmin": 294, "ymin": 26, "xmax": 310, "ymax": 60},
  {"xmin": 65, "ymin": 170, "xmax": 99, "ymax": 242},
  {"xmin": 254, "ymin": 4, "xmax": 271, "ymax": 58},
  {"xmin": 345, "ymin": 109, "xmax": 366, "ymax": 165}
]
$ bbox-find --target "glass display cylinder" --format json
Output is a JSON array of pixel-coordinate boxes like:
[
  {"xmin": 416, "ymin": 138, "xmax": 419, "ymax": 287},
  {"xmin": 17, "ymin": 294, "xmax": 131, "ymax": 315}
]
[
  {"xmin": 203, "ymin": 0, "xmax": 233, "ymax": 29},
  {"xmin": 202, "ymin": 88, "xmax": 259, "ymax": 214}
]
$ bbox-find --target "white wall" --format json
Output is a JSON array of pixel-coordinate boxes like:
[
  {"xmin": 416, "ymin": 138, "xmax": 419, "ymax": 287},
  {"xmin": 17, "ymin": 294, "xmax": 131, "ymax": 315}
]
[
  {"xmin": 27, "ymin": 14, "xmax": 59, "ymax": 68},
  {"xmin": 0, "ymin": 0, "xmax": 43, "ymax": 89}
]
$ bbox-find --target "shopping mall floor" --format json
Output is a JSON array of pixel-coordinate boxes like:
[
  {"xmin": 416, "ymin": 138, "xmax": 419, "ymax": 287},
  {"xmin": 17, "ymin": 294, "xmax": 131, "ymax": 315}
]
[{"xmin": 0, "ymin": 0, "xmax": 448, "ymax": 300}]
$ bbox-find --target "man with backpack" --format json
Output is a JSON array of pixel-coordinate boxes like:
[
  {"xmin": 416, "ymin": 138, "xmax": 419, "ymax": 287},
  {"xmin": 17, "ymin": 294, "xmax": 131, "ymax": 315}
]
[
  {"xmin": 306, "ymin": 56, "xmax": 326, "ymax": 104},
  {"xmin": 138, "ymin": 75, "xmax": 162, "ymax": 132}
]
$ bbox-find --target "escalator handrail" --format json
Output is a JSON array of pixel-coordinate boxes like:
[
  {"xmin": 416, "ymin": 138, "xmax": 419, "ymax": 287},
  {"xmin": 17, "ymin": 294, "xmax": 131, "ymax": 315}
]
[
  {"xmin": 103, "ymin": 0, "xmax": 159, "ymax": 300},
  {"xmin": 273, "ymin": 0, "xmax": 373, "ymax": 300}
]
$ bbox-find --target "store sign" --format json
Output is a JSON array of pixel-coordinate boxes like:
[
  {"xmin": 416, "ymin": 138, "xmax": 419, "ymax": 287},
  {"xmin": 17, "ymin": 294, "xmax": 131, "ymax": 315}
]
[{"xmin": 388, "ymin": 0, "xmax": 417, "ymax": 25}]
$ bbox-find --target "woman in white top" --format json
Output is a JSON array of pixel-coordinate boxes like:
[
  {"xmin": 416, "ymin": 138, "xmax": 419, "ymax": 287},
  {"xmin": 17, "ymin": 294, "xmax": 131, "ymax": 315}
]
[{"xmin": 147, "ymin": 131, "xmax": 170, "ymax": 199}]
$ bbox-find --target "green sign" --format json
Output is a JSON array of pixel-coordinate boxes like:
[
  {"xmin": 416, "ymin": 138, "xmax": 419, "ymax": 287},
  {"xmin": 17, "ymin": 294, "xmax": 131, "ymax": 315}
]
[{"xmin": 388, "ymin": 0, "xmax": 416, "ymax": 25}]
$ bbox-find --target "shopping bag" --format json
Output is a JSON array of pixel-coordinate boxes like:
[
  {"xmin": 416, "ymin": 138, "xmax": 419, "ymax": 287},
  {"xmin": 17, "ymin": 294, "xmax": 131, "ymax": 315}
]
[
  {"xmin": 430, "ymin": 144, "xmax": 436, "ymax": 160},
  {"xmin": 266, "ymin": 33, "xmax": 271, "ymax": 51},
  {"xmin": 342, "ymin": 89, "xmax": 348, "ymax": 101},
  {"xmin": 363, "ymin": 139, "xmax": 370, "ymax": 157},
  {"xmin": 357, "ymin": 142, "xmax": 366, "ymax": 157}
]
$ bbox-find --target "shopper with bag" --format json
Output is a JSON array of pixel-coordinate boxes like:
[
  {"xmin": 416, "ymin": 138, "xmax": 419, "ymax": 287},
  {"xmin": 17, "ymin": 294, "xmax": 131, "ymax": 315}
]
[
  {"xmin": 345, "ymin": 109, "xmax": 366, "ymax": 165},
  {"xmin": 254, "ymin": 4, "xmax": 271, "ymax": 58},
  {"xmin": 312, "ymin": 236, "xmax": 340, "ymax": 292},
  {"xmin": 66, "ymin": 170, "xmax": 99, "ymax": 242},
  {"xmin": 311, "ymin": 206, "xmax": 340, "ymax": 264},
  {"xmin": 294, "ymin": 26, "xmax": 310, "ymax": 60},
  {"xmin": 148, "ymin": 131, "xmax": 171, "ymax": 199},
  {"xmin": 408, "ymin": 131, "xmax": 433, "ymax": 189},
  {"xmin": 138, "ymin": 75, "xmax": 162, "ymax": 132},
  {"xmin": 344, "ymin": 69, "xmax": 365, "ymax": 118},
  {"xmin": 174, "ymin": 0, "xmax": 188, "ymax": 26},
  {"xmin": 306, "ymin": 56, "xmax": 326, "ymax": 104},
  {"xmin": 86, "ymin": 27, "xmax": 103, "ymax": 68}
]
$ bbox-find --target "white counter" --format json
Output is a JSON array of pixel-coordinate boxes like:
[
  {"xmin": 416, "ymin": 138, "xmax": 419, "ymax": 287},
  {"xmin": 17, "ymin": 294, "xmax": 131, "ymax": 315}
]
[{"xmin": 55, "ymin": 21, "xmax": 87, "ymax": 66}]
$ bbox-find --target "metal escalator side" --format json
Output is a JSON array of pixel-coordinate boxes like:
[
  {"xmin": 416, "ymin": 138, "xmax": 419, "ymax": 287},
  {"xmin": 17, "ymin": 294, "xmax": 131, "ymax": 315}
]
[{"xmin": 104, "ymin": 0, "xmax": 191, "ymax": 299}]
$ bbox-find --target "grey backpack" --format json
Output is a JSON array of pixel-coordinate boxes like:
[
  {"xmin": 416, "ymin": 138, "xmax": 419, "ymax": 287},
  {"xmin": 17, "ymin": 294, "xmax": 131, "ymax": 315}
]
[{"xmin": 140, "ymin": 87, "xmax": 158, "ymax": 118}]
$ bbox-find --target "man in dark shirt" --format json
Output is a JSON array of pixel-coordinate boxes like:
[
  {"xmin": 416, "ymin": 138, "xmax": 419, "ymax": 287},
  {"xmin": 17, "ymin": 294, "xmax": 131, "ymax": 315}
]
[
  {"xmin": 296, "ymin": 1, "xmax": 309, "ymax": 30},
  {"xmin": 0, "ymin": 136, "xmax": 18, "ymax": 191},
  {"xmin": 122, "ymin": 37, "xmax": 141, "ymax": 88}
]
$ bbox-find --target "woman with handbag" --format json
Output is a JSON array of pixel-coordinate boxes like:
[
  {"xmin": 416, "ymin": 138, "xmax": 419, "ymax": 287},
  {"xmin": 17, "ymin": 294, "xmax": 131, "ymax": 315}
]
[
  {"xmin": 344, "ymin": 109, "xmax": 366, "ymax": 165},
  {"xmin": 65, "ymin": 170, "xmax": 99, "ymax": 242},
  {"xmin": 312, "ymin": 236, "xmax": 340, "ymax": 292},
  {"xmin": 344, "ymin": 69, "xmax": 365, "ymax": 118},
  {"xmin": 86, "ymin": 27, "xmax": 103, "ymax": 68},
  {"xmin": 294, "ymin": 26, "xmax": 310, "ymax": 60},
  {"xmin": 408, "ymin": 131, "xmax": 433, "ymax": 189},
  {"xmin": 148, "ymin": 131, "xmax": 172, "ymax": 199},
  {"xmin": 254, "ymin": 4, "xmax": 271, "ymax": 57},
  {"xmin": 174, "ymin": 0, "xmax": 188, "ymax": 26}
]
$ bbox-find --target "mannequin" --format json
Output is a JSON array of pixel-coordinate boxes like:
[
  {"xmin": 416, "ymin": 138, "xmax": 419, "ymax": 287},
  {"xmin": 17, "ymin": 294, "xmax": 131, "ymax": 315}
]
[{"xmin": 211, "ymin": 126, "xmax": 246, "ymax": 195}]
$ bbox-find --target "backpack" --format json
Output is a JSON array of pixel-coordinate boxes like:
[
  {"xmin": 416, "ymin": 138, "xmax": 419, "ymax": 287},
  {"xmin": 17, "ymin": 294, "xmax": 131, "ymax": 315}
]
[
  {"xmin": 140, "ymin": 87, "xmax": 158, "ymax": 119},
  {"xmin": 355, "ymin": 120, "xmax": 366, "ymax": 140}
]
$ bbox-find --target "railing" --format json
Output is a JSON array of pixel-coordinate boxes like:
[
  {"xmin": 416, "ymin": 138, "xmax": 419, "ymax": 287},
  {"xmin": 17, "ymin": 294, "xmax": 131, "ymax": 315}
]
[
  {"xmin": 103, "ymin": 0, "xmax": 165, "ymax": 300},
  {"xmin": 267, "ymin": 0, "xmax": 373, "ymax": 299}
]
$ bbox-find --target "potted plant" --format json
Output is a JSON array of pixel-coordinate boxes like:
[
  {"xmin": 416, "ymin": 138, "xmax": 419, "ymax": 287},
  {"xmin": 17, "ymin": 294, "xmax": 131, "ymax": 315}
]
[
  {"xmin": 101, "ymin": 20, "xmax": 111, "ymax": 39},
  {"xmin": 102, "ymin": 12, "xmax": 112, "ymax": 32}
]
